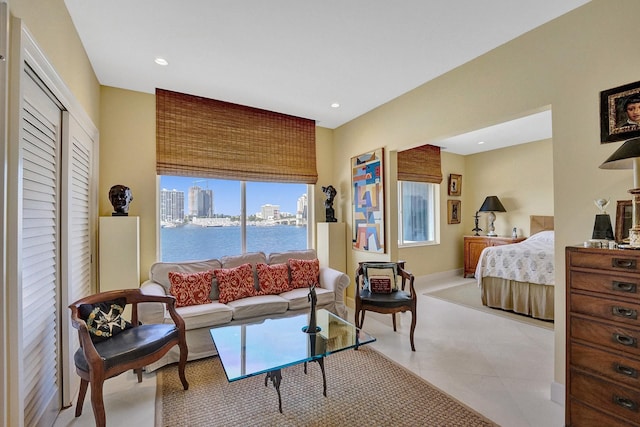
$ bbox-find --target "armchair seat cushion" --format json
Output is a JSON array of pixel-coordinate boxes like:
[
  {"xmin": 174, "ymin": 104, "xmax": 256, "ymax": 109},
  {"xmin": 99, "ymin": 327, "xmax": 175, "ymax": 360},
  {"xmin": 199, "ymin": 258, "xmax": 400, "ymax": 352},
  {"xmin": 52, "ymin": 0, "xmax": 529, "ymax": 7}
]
[
  {"xmin": 73, "ymin": 324, "xmax": 178, "ymax": 372},
  {"xmin": 359, "ymin": 289, "xmax": 413, "ymax": 308}
]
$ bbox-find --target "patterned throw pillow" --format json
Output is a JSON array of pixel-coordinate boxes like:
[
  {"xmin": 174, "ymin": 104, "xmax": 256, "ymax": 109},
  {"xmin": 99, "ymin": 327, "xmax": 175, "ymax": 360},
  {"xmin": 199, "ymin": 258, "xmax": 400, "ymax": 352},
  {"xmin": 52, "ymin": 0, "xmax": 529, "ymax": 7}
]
[
  {"xmin": 168, "ymin": 270, "xmax": 214, "ymax": 307},
  {"xmin": 78, "ymin": 298, "xmax": 132, "ymax": 342},
  {"xmin": 256, "ymin": 263, "xmax": 290, "ymax": 295},
  {"xmin": 289, "ymin": 258, "xmax": 320, "ymax": 289},
  {"xmin": 362, "ymin": 263, "xmax": 398, "ymax": 293},
  {"xmin": 214, "ymin": 263, "xmax": 257, "ymax": 304}
]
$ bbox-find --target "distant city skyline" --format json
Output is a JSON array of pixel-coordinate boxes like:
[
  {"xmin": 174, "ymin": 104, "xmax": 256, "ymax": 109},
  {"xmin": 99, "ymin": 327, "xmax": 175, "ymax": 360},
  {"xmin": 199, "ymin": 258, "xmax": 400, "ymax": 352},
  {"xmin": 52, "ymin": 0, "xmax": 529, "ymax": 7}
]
[{"xmin": 160, "ymin": 176, "xmax": 307, "ymax": 216}]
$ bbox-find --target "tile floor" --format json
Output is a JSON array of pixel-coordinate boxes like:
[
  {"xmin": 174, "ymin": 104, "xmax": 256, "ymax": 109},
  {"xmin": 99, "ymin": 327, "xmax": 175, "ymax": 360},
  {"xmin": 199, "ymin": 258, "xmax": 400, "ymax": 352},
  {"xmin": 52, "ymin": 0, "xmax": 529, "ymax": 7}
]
[{"xmin": 54, "ymin": 273, "xmax": 563, "ymax": 427}]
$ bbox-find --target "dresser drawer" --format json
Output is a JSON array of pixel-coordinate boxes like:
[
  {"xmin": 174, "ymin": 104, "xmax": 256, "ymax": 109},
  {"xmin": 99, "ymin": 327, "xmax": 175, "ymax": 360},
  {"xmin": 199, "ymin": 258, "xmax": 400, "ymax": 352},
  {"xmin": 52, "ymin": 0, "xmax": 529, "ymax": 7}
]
[
  {"xmin": 571, "ymin": 270, "xmax": 640, "ymax": 301},
  {"xmin": 571, "ymin": 342, "xmax": 640, "ymax": 390},
  {"xmin": 571, "ymin": 369, "xmax": 640, "ymax": 424},
  {"xmin": 570, "ymin": 251, "xmax": 640, "ymax": 273},
  {"xmin": 571, "ymin": 317, "xmax": 640, "ymax": 357},
  {"xmin": 571, "ymin": 293, "xmax": 640, "ymax": 326},
  {"xmin": 569, "ymin": 399, "xmax": 639, "ymax": 427}
]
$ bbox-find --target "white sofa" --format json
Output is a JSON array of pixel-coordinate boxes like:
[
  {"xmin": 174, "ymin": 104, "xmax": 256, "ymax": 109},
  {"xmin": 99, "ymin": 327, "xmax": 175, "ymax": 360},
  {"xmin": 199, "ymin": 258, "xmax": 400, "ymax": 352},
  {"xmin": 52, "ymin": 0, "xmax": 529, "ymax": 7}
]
[{"xmin": 138, "ymin": 249, "xmax": 349, "ymax": 372}]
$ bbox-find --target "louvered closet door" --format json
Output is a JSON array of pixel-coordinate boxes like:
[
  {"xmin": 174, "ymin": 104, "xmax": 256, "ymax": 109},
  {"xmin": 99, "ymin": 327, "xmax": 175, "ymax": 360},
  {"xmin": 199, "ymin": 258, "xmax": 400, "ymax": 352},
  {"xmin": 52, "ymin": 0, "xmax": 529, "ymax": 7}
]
[{"xmin": 21, "ymin": 67, "xmax": 63, "ymax": 427}]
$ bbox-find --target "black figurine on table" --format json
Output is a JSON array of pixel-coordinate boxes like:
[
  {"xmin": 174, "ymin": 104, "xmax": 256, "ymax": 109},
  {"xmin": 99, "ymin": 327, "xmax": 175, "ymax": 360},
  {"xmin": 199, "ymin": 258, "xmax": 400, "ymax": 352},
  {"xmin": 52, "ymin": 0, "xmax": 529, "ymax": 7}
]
[
  {"xmin": 302, "ymin": 284, "xmax": 320, "ymax": 333},
  {"xmin": 472, "ymin": 211, "xmax": 482, "ymax": 236}
]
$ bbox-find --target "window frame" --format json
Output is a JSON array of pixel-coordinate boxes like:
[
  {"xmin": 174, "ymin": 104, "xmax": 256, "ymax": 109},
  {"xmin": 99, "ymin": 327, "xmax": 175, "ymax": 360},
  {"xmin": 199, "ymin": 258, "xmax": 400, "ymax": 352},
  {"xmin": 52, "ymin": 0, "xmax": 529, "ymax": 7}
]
[{"xmin": 397, "ymin": 180, "xmax": 439, "ymax": 248}]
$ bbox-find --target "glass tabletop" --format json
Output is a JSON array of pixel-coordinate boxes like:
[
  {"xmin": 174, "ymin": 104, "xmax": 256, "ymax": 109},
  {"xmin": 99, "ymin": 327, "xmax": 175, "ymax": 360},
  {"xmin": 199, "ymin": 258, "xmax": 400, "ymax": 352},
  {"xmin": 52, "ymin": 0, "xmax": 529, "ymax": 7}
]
[{"xmin": 209, "ymin": 309, "xmax": 375, "ymax": 382}]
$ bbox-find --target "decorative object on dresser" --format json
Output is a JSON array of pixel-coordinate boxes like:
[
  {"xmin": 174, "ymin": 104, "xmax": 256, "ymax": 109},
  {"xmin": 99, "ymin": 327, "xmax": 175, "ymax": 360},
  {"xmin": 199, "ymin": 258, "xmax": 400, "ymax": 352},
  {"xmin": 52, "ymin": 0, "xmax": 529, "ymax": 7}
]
[
  {"xmin": 617, "ymin": 200, "xmax": 633, "ymax": 243},
  {"xmin": 463, "ymin": 235, "xmax": 525, "ymax": 278},
  {"xmin": 566, "ymin": 246, "xmax": 640, "ymax": 427},
  {"xmin": 448, "ymin": 173, "xmax": 461, "ymax": 196},
  {"xmin": 600, "ymin": 137, "xmax": 640, "ymax": 247},
  {"xmin": 592, "ymin": 197, "xmax": 614, "ymax": 240},
  {"xmin": 472, "ymin": 211, "xmax": 482, "ymax": 236},
  {"xmin": 478, "ymin": 196, "xmax": 506, "ymax": 237}
]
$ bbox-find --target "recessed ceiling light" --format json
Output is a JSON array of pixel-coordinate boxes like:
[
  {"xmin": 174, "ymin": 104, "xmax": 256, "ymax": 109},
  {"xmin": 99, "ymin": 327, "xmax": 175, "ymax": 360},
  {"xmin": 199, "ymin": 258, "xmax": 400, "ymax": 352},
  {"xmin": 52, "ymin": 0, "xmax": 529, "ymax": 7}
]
[
  {"xmin": 331, "ymin": 103, "xmax": 340, "ymax": 108},
  {"xmin": 154, "ymin": 57, "xmax": 169, "ymax": 66},
  {"xmin": 478, "ymin": 141, "xmax": 485, "ymax": 145}
]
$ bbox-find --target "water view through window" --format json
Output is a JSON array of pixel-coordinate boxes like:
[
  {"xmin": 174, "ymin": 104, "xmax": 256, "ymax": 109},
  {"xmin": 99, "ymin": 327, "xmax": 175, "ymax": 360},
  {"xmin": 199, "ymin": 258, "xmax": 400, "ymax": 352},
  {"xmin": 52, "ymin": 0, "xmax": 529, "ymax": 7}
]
[{"xmin": 160, "ymin": 177, "xmax": 309, "ymax": 261}]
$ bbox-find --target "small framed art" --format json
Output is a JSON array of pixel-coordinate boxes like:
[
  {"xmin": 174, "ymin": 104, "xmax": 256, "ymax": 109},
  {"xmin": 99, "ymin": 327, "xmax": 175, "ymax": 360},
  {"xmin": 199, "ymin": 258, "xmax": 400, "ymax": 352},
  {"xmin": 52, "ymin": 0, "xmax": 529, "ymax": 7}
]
[
  {"xmin": 600, "ymin": 81, "xmax": 640, "ymax": 143},
  {"xmin": 447, "ymin": 200, "xmax": 461, "ymax": 224},
  {"xmin": 448, "ymin": 174, "xmax": 462, "ymax": 196}
]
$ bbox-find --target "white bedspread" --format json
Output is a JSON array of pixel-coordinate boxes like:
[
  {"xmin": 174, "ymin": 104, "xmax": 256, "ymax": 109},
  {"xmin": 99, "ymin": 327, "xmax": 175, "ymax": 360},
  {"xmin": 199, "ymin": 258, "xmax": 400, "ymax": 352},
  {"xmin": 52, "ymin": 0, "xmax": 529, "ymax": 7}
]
[{"xmin": 475, "ymin": 230, "xmax": 555, "ymax": 286}]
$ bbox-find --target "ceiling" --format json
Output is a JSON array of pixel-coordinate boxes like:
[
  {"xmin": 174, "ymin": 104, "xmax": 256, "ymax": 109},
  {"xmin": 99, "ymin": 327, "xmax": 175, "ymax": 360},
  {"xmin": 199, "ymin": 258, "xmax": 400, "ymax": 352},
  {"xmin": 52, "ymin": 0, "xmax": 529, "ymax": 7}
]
[{"xmin": 64, "ymin": 0, "xmax": 588, "ymax": 153}]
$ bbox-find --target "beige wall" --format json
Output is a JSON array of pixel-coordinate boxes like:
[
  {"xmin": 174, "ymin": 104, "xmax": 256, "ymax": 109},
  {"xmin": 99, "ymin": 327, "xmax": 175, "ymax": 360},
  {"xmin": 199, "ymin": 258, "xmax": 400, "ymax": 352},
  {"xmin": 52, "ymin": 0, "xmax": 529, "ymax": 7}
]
[{"xmin": 333, "ymin": 0, "xmax": 640, "ymax": 386}]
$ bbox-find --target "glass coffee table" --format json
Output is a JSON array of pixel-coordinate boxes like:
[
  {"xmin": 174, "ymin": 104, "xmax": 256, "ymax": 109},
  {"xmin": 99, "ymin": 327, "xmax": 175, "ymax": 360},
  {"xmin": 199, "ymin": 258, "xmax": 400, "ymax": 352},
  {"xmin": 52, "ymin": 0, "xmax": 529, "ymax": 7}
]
[{"xmin": 209, "ymin": 309, "xmax": 375, "ymax": 413}]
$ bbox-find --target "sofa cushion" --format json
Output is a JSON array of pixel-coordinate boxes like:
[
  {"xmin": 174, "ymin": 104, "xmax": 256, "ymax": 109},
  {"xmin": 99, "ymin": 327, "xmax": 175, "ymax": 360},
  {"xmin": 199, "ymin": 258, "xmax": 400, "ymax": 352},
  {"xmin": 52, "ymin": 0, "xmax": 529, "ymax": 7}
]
[
  {"xmin": 226, "ymin": 294, "xmax": 289, "ymax": 320},
  {"xmin": 214, "ymin": 263, "xmax": 257, "ymax": 304},
  {"xmin": 168, "ymin": 270, "xmax": 213, "ymax": 307},
  {"xmin": 279, "ymin": 287, "xmax": 335, "ymax": 311},
  {"xmin": 221, "ymin": 252, "xmax": 267, "ymax": 290},
  {"xmin": 174, "ymin": 302, "xmax": 233, "ymax": 330},
  {"xmin": 256, "ymin": 263, "xmax": 291, "ymax": 295},
  {"xmin": 149, "ymin": 259, "xmax": 222, "ymax": 300},
  {"xmin": 268, "ymin": 249, "xmax": 317, "ymax": 265},
  {"xmin": 289, "ymin": 258, "xmax": 320, "ymax": 289}
]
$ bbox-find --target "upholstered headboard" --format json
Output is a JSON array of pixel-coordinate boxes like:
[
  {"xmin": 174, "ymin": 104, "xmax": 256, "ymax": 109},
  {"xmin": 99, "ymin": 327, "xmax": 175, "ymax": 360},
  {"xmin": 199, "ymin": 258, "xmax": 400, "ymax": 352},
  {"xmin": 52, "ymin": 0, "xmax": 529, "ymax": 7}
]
[{"xmin": 530, "ymin": 215, "xmax": 554, "ymax": 235}]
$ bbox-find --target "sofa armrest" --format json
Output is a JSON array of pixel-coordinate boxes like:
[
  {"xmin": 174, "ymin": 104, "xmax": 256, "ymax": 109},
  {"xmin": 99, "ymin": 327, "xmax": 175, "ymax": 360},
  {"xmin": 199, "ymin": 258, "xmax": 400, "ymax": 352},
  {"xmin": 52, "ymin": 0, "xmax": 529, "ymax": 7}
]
[
  {"xmin": 138, "ymin": 281, "xmax": 168, "ymax": 324},
  {"xmin": 319, "ymin": 267, "xmax": 349, "ymax": 319}
]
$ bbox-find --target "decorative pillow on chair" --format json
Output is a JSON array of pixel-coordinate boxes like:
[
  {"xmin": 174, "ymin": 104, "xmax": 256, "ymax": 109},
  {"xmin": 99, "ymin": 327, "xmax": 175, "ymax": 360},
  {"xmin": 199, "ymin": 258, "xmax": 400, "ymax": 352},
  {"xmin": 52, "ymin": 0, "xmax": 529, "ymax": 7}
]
[
  {"xmin": 256, "ymin": 263, "xmax": 290, "ymax": 295},
  {"xmin": 214, "ymin": 263, "xmax": 257, "ymax": 304},
  {"xmin": 289, "ymin": 258, "xmax": 320, "ymax": 289},
  {"xmin": 362, "ymin": 263, "xmax": 398, "ymax": 293},
  {"xmin": 78, "ymin": 298, "xmax": 132, "ymax": 342},
  {"xmin": 168, "ymin": 270, "xmax": 214, "ymax": 307}
]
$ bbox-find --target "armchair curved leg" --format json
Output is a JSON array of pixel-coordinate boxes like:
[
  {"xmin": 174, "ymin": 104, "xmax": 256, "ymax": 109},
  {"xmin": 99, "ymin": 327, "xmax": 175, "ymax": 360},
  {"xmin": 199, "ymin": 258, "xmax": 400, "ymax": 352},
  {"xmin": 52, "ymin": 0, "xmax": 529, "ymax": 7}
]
[
  {"xmin": 178, "ymin": 341, "xmax": 189, "ymax": 390},
  {"xmin": 409, "ymin": 310, "xmax": 416, "ymax": 352},
  {"xmin": 75, "ymin": 379, "xmax": 88, "ymax": 417},
  {"xmin": 359, "ymin": 310, "xmax": 366, "ymax": 328},
  {"xmin": 89, "ymin": 379, "xmax": 106, "ymax": 427},
  {"xmin": 392, "ymin": 313, "xmax": 397, "ymax": 331}
]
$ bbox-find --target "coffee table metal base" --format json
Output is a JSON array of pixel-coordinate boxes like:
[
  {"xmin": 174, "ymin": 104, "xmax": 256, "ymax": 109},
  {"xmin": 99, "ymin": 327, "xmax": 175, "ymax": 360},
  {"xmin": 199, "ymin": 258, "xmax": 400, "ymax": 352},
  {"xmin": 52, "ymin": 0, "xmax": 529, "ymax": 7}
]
[{"xmin": 264, "ymin": 357, "xmax": 327, "ymax": 413}]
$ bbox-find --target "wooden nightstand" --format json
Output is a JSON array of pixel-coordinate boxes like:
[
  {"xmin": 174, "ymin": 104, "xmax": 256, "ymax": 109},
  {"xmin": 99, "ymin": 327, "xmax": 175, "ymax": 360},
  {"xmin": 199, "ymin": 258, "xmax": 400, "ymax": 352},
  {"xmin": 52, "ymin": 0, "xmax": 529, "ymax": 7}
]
[{"xmin": 463, "ymin": 235, "xmax": 525, "ymax": 278}]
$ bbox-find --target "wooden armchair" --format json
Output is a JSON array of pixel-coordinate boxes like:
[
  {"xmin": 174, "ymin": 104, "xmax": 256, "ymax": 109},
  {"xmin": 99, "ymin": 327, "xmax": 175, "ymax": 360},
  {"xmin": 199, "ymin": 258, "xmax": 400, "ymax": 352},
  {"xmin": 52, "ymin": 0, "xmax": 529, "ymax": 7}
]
[
  {"xmin": 69, "ymin": 288, "xmax": 189, "ymax": 427},
  {"xmin": 355, "ymin": 262, "xmax": 416, "ymax": 351}
]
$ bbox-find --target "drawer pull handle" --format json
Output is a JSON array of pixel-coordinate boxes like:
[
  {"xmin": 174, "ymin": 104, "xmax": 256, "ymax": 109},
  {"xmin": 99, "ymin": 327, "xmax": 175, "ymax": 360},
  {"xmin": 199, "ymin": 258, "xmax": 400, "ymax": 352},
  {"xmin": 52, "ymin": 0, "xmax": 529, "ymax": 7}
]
[
  {"xmin": 613, "ymin": 333, "xmax": 638, "ymax": 347},
  {"xmin": 612, "ymin": 306, "xmax": 638, "ymax": 319},
  {"xmin": 613, "ymin": 395, "xmax": 638, "ymax": 412},
  {"xmin": 613, "ymin": 258, "xmax": 637, "ymax": 269},
  {"xmin": 614, "ymin": 363, "xmax": 639, "ymax": 378},
  {"xmin": 612, "ymin": 281, "xmax": 638, "ymax": 293}
]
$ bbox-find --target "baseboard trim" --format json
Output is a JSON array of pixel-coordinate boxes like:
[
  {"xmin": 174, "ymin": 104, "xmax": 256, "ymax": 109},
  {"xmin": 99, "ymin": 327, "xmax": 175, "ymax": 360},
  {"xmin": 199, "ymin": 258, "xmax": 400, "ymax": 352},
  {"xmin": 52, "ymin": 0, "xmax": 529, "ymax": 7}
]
[{"xmin": 550, "ymin": 381, "xmax": 565, "ymax": 406}]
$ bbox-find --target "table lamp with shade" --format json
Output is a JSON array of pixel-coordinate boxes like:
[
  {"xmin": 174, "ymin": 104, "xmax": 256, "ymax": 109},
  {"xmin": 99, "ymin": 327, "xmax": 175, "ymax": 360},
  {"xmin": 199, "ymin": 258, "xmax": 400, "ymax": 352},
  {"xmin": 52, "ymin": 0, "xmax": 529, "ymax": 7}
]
[
  {"xmin": 479, "ymin": 196, "xmax": 506, "ymax": 237},
  {"xmin": 599, "ymin": 137, "xmax": 640, "ymax": 246}
]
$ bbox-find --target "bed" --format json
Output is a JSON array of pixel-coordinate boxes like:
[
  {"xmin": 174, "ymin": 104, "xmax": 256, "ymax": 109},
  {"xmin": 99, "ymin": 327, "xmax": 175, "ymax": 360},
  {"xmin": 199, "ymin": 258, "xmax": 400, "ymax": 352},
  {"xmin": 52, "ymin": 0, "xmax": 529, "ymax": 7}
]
[{"xmin": 474, "ymin": 216, "xmax": 555, "ymax": 321}]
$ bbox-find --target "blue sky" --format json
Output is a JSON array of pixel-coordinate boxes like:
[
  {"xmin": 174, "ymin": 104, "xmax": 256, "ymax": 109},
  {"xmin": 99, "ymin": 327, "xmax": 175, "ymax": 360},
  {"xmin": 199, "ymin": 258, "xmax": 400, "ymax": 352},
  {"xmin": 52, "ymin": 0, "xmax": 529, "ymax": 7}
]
[{"xmin": 160, "ymin": 176, "xmax": 307, "ymax": 215}]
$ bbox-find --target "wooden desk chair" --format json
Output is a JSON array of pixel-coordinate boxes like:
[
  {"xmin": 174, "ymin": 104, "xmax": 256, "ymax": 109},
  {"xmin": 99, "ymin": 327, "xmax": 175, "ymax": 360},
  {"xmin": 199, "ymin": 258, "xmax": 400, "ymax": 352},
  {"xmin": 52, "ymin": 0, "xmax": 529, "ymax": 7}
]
[
  {"xmin": 355, "ymin": 262, "xmax": 416, "ymax": 351},
  {"xmin": 69, "ymin": 288, "xmax": 189, "ymax": 427}
]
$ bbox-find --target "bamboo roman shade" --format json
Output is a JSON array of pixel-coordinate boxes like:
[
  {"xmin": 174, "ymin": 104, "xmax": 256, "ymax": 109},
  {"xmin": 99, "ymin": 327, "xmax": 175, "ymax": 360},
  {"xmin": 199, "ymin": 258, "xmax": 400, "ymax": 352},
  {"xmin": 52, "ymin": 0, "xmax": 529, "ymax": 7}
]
[
  {"xmin": 156, "ymin": 88, "xmax": 317, "ymax": 183},
  {"xmin": 397, "ymin": 144, "xmax": 443, "ymax": 183}
]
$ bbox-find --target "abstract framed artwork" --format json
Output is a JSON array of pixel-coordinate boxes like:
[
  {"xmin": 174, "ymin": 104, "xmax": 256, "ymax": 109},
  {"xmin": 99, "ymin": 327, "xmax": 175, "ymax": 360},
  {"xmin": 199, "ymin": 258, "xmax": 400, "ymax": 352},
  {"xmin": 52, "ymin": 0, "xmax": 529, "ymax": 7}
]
[
  {"xmin": 447, "ymin": 200, "xmax": 461, "ymax": 224},
  {"xmin": 351, "ymin": 148, "xmax": 385, "ymax": 253},
  {"xmin": 600, "ymin": 80, "xmax": 640, "ymax": 143}
]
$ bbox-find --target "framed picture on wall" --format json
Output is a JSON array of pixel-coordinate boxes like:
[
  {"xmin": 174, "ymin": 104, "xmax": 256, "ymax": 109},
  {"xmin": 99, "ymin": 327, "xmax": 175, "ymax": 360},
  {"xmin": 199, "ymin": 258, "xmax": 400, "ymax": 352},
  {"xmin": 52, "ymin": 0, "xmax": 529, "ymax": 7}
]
[
  {"xmin": 600, "ymin": 80, "xmax": 640, "ymax": 143},
  {"xmin": 447, "ymin": 200, "xmax": 461, "ymax": 224},
  {"xmin": 351, "ymin": 148, "xmax": 385, "ymax": 253},
  {"xmin": 448, "ymin": 174, "xmax": 462, "ymax": 196}
]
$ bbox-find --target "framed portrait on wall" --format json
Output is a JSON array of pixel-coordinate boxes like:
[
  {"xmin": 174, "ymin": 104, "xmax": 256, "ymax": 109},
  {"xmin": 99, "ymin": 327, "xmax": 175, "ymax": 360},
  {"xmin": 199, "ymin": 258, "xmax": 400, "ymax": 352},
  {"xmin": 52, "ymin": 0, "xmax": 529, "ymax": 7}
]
[
  {"xmin": 447, "ymin": 200, "xmax": 461, "ymax": 224},
  {"xmin": 448, "ymin": 174, "xmax": 462, "ymax": 196},
  {"xmin": 351, "ymin": 148, "xmax": 385, "ymax": 253},
  {"xmin": 600, "ymin": 81, "xmax": 640, "ymax": 143}
]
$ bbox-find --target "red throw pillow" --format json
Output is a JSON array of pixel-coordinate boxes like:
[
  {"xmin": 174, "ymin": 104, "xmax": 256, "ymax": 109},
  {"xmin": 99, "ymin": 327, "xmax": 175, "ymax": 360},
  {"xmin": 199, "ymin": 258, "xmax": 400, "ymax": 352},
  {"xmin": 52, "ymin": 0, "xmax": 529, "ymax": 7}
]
[
  {"xmin": 214, "ymin": 263, "xmax": 257, "ymax": 304},
  {"xmin": 289, "ymin": 258, "xmax": 320, "ymax": 289},
  {"xmin": 168, "ymin": 270, "xmax": 214, "ymax": 307},
  {"xmin": 256, "ymin": 263, "xmax": 290, "ymax": 295}
]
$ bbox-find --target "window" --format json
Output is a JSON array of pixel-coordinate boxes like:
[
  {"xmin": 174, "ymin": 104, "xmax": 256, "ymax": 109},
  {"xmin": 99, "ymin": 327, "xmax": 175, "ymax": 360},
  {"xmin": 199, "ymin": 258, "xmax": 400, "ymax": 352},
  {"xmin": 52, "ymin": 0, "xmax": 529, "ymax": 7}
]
[
  {"xmin": 159, "ymin": 177, "xmax": 309, "ymax": 261},
  {"xmin": 398, "ymin": 181, "xmax": 438, "ymax": 246}
]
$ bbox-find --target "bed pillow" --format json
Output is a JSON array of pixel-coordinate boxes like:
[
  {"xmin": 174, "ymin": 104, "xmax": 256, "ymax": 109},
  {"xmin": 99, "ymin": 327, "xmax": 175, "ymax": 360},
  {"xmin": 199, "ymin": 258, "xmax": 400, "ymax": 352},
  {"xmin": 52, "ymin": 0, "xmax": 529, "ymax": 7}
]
[
  {"xmin": 527, "ymin": 230, "xmax": 554, "ymax": 244},
  {"xmin": 362, "ymin": 263, "xmax": 398, "ymax": 293},
  {"xmin": 78, "ymin": 298, "xmax": 132, "ymax": 342},
  {"xmin": 256, "ymin": 263, "xmax": 291, "ymax": 295},
  {"xmin": 289, "ymin": 258, "xmax": 320, "ymax": 289},
  {"xmin": 168, "ymin": 270, "xmax": 214, "ymax": 307},
  {"xmin": 214, "ymin": 263, "xmax": 257, "ymax": 304}
]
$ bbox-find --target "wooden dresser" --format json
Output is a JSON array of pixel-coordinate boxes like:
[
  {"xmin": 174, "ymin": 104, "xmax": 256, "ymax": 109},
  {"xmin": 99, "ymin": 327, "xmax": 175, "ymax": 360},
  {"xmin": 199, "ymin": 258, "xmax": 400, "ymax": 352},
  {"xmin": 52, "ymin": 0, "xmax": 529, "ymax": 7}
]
[
  {"xmin": 566, "ymin": 246, "xmax": 640, "ymax": 426},
  {"xmin": 463, "ymin": 236, "xmax": 525, "ymax": 278}
]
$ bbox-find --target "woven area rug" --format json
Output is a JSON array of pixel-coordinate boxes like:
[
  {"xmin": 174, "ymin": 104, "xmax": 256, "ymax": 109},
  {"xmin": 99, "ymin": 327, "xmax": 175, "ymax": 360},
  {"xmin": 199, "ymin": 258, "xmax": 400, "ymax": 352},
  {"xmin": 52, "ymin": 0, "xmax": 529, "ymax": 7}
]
[
  {"xmin": 425, "ymin": 282, "xmax": 553, "ymax": 330},
  {"xmin": 156, "ymin": 347, "xmax": 497, "ymax": 426}
]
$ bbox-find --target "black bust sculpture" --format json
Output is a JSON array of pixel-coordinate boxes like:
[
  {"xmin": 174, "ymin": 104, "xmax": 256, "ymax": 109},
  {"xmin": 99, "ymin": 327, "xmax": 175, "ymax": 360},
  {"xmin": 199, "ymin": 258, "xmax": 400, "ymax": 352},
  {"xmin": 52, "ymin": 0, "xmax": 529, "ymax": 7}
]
[
  {"xmin": 109, "ymin": 185, "xmax": 133, "ymax": 216},
  {"xmin": 322, "ymin": 185, "xmax": 337, "ymax": 223},
  {"xmin": 303, "ymin": 284, "xmax": 320, "ymax": 333}
]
